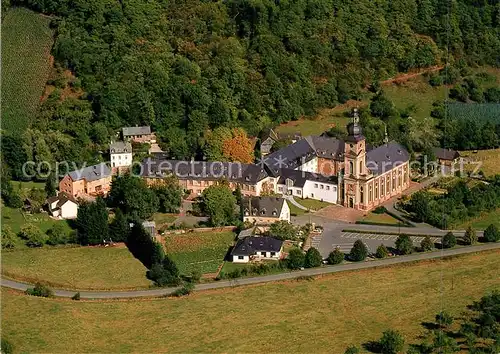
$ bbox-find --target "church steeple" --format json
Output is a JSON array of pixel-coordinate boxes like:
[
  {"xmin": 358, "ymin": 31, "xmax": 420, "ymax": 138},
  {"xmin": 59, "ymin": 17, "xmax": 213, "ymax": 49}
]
[{"xmin": 346, "ymin": 108, "xmax": 364, "ymax": 141}]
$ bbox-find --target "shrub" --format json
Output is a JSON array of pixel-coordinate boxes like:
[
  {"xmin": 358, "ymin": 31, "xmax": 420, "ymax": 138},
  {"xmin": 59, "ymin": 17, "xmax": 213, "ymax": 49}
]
[
  {"xmin": 379, "ymin": 329, "xmax": 405, "ymax": 354},
  {"xmin": 395, "ymin": 234, "xmax": 413, "ymax": 255},
  {"xmin": 72, "ymin": 292, "xmax": 81, "ymax": 300},
  {"xmin": 25, "ymin": 283, "xmax": 53, "ymax": 298},
  {"xmin": 1, "ymin": 225, "xmax": 18, "ymax": 249},
  {"xmin": 46, "ymin": 223, "xmax": 70, "ymax": 245},
  {"xmin": 463, "ymin": 226, "xmax": 477, "ymax": 245},
  {"xmin": 304, "ymin": 247, "xmax": 322, "ymax": 268},
  {"xmin": 169, "ymin": 282, "xmax": 195, "ymax": 297},
  {"xmin": 372, "ymin": 206, "xmax": 387, "ymax": 214},
  {"xmin": 287, "ymin": 248, "xmax": 305, "ymax": 269},
  {"xmin": 19, "ymin": 224, "xmax": 47, "ymax": 247},
  {"xmin": 344, "ymin": 346, "xmax": 360, "ymax": 354},
  {"xmin": 327, "ymin": 249, "xmax": 344, "ymax": 265},
  {"xmin": 349, "ymin": 240, "xmax": 368, "ymax": 262},
  {"xmin": 375, "ymin": 244, "xmax": 389, "ymax": 259},
  {"xmin": 420, "ymin": 235, "xmax": 434, "ymax": 251},
  {"xmin": 442, "ymin": 232, "xmax": 457, "ymax": 248},
  {"xmin": 1, "ymin": 338, "xmax": 13, "ymax": 354},
  {"xmin": 435, "ymin": 311, "xmax": 453, "ymax": 328},
  {"xmin": 484, "ymin": 224, "xmax": 500, "ymax": 242}
]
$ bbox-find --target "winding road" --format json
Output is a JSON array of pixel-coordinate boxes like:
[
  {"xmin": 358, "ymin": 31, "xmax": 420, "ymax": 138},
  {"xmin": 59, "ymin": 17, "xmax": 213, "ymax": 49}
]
[{"xmin": 3, "ymin": 243, "xmax": 499, "ymax": 300}]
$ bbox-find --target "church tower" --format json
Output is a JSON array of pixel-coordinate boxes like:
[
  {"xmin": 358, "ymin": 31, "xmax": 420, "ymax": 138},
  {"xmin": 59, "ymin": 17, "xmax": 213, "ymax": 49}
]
[{"xmin": 343, "ymin": 109, "xmax": 369, "ymax": 209}]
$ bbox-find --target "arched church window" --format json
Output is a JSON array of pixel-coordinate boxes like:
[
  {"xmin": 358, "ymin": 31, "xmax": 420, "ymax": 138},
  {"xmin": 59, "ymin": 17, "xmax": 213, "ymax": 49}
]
[
  {"xmin": 349, "ymin": 161, "xmax": 354, "ymax": 175},
  {"xmin": 360, "ymin": 186, "xmax": 364, "ymax": 203}
]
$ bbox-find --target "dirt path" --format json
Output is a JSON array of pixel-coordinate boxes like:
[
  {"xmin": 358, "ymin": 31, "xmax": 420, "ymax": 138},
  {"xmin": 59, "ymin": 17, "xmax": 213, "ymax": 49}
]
[{"xmin": 380, "ymin": 65, "xmax": 444, "ymax": 85}]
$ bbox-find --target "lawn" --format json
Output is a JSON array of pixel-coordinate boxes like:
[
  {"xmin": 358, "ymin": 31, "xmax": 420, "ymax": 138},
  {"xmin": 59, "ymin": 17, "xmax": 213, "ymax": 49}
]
[
  {"xmin": 359, "ymin": 212, "xmax": 401, "ymax": 226},
  {"xmin": 1, "ymin": 7, "xmax": 54, "ymax": 134},
  {"xmin": 455, "ymin": 208, "xmax": 500, "ymax": 230},
  {"xmin": 1, "ymin": 205, "xmax": 73, "ymax": 235},
  {"xmin": 460, "ymin": 148, "xmax": 500, "ymax": 177},
  {"xmin": 1, "ymin": 246, "xmax": 151, "ymax": 290},
  {"xmin": 287, "ymin": 200, "xmax": 306, "ymax": 216},
  {"xmin": 296, "ymin": 198, "xmax": 332, "ymax": 211},
  {"xmin": 153, "ymin": 213, "xmax": 177, "ymax": 226},
  {"xmin": 164, "ymin": 231, "xmax": 235, "ymax": 274},
  {"xmin": 2, "ymin": 250, "xmax": 499, "ymax": 353}
]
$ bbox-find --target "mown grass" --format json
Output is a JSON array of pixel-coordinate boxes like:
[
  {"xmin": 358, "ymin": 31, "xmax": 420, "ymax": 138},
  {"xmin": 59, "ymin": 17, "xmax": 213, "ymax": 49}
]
[
  {"xmin": 359, "ymin": 212, "xmax": 401, "ymax": 225},
  {"xmin": 456, "ymin": 208, "xmax": 500, "ymax": 230},
  {"xmin": 287, "ymin": 200, "xmax": 306, "ymax": 216},
  {"xmin": 1, "ymin": 246, "xmax": 151, "ymax": 290},
  {"xmin": 164, "ymin": 231, "xmax": 235, "ymax": 274},
  {"xmin": 460, "ymin": 148, "xmax": 500, "ymax": 177},
  {"xmin": 2, "ymin": 251, "xmax": 499, "ymax": 353},
  {"xmin": 1, "ymin": 205, "xmax": 73, "ymax": 235},
  {"xmin": 296, "ymin": 198, "xmax": 332, "ymax": 211},
  {"xmin": 1, "ymin": 7, "xmax": 54, "ymax": 133}
]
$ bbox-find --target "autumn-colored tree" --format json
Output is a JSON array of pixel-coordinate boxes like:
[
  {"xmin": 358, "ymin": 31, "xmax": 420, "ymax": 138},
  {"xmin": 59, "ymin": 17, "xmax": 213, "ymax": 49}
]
[{"xmin": 222, "ymin": 128, "xmax": 254, "ymax": 163}]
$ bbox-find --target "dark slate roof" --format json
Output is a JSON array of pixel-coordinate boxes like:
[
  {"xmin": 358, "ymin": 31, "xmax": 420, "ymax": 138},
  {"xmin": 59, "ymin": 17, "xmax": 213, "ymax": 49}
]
[
  {"xmin": 122, "ymin": 126, "xmax": 151, "ymax": 136},
  {"xmin": 242, "ymin": 196, "xmax": 285, "ymax": 218},
  {"xmin": 231, "ymin": 236, "xmax": 283, "ymax": 256},
  {"xmin": 305, "ymin": 136, "xmax": 344, "ymax": 160},
  {"xmin": 140, "ymin": 159, "xmax": 269, "ymax": 184},
  {"xmin": 47, "ymin": 192, "xmax": 78, "ymax": 211},
  {"xmin": 366, "ymin": 142, "xmax": 409, "ymax": 175},
  {"xmin": 68, "ymin": 163, "xmax": 112, "ymax": 182},
  {"xmin": 277, "ymin": 168, "xmax": 338, "ymax": 188},
  {"xmin": 110, "ymin": 141, "xmax": 132, "ymax": 154},
  {"xmin": 265, "ymin": 138, "xmax": 316, "ymax": 170},
  {"xmin": 433, "ymin": 147, "xmax": 460, "ymax": 161}
]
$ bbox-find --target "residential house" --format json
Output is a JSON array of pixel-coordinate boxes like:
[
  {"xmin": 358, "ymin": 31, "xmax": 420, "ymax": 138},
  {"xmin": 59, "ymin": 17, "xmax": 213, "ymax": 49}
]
[
  {"xmin": 231, "ymin": 236, "xmax": 283, "ymax": 263},
  {"xmin": 242, "ymin": 196, "xmax": 290, "ymax": 224},
  {"xmin": 432, "ymin": 147, "xmax": 460, "ymax": 166},
  {"xmin": 47, "ymin": 192, "xmax": 79, "ymax": 219},
  {"xmin": 59, "ymin": 163, "xmax": 112, "ymax": 197},
  {"xmin": 122, "ymin": 126, "xmax": 155, "ymax": 143},
  {"xmin": 274, "ymin": 168, "xmax": 339, "ymax": 203},
  {"xmin": 259, "ymin": 128, "xmax": 280, "ymax": 156},
  {"xmin": 110, "ymin": 141, "xmax": 133, "ymax": 169}
]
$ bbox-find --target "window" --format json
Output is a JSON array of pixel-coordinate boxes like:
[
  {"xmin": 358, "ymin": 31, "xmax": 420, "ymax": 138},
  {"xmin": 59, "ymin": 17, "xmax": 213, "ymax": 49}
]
[
  {"xmin": 297, "ymin": 190, "xmax": 302, "ymax": 196},
  {"xmin": 349, "ymin": 161, "xmax": 354, "ymax": 175},
  {"xmin": 392, "ymin": 175, "xmax": 396, "ymax": 191},
  {"xmin": 369, "ymin": 185, "xmax": 372, "ymax": 202},
  {"xmin": 359, "ymin": 160, "xmax": 363, "ymax": 173},
  {"xmin": 238, "ymin": 256, "xmax": 244, "ymax": 260},
  {"xmin": 278, "ymin": 186, "xmax": 283, "ymax": 192},
  {"xmin": 314, "ymin": 184, "xmax": 318, "ymax": 188},
  {"xmin": 386, "ymin": 178, "xmax": 390, "ymax": 195},
  {"xmin": 375, "ymin": 183, "xmax": 379, "ymax": 199},
  {"xmin": 320, "ymin": 185, "xmax": 324, "ymax": 189},
  {"xmin": 360, "ymin": 186, "xmax": 364, "ymax": 203},
  {"xmin": 270, "ymin": 252, "xmax": 276, "ymax": 256},
  {"xmin": 326, "ymin": 185, "xmax": 330, "ymax": 191},
  {"xmin": 333, "ymin": 186, "xmax": 337, "ymax": 192},
  {"xmin": 381, "ymin": 178, "xmax": 385, "ymax": 196},
  {"xmin": 261, "ymin": 252, "xmax": 266, "ymax": 256},
  {"xmin": 311, "ymin": 193, "xmax": 314, "ymax": 198}
]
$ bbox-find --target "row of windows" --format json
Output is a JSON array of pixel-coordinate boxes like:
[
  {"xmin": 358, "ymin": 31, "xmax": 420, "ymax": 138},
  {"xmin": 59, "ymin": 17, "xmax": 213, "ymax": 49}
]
[
  {"xmin": 359, "ymin": 167, "xmax": 408, "ymax": 203},
  {"xmin": 111, "ymin": 155, "xmax": 131, "ymax": 160},
  {"xmin": 313, "ymin": 183, "xmax": 336, "ymax": 192},
  {"xmin": 237, "ymin": 251, "xmax": 276, "ymax": 259}
]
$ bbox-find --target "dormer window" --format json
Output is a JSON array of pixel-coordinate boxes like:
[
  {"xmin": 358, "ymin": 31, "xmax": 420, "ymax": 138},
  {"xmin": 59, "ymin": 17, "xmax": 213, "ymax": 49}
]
[
  {"xmin": 252, "ymin": 208, "xmax": 258, "ymax": 216},
  {"xmin": 272, "ymin": 209, "xmax": 277, "ymax": 216},
  {"xmin": 244, "ymin": 209, "xmax": 249, "ymax": 216},
  {"xmin": 260, "ymin": 208, "xmax": 266, "ymax": 215}
]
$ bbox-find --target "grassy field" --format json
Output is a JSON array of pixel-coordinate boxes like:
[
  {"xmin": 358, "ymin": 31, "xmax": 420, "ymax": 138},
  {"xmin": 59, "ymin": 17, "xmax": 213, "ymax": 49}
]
[
  {"xmin": 1, "ymin": 246, "xmax": 151, "ymax": 290},
  {"xmin": 456, "ymin": 208, "xmax": 500, "ymax": 230},
  {"xmin": 460, "ymin": 148, "xmax": 500, "ymax": 177},
  {"xmin": 153, "ymin": 213, "xmax": 177, "ymax": 226},
  {"xmin": 287, "ymin": 200, "xmax": 306, "ymax": 216},
  {"xmin": 2, "ymin": 250, "xmax": 499, "ymax": 353},
  {"xmin": 1, "ymin": 205, "xmax": 73, "ymax": 235},
  {"xmin": 164, "ymin": 231, "xmax": 235, "ymax": 274},
  {"xmin": 359, "ymin": 212, "xmax": 401, "ymax": 225},
  {"xmin": 296, "ymin": 198, "xmax": 332, "ymax": 211},
  {"xmin": 1, "ymin": 7, "xmax": 54, "ymax": 133}
]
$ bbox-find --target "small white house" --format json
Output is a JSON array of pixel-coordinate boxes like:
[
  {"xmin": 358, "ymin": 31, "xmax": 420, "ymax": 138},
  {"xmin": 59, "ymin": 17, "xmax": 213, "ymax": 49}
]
[
  {"xmin": 276, "ymin": 168, "xmax": 338, "ymax": 204},
  {"xmin": 110, "ymin": 141, "xmax": 133, "ymax": 168},
  {"xmin": 242, "ymin": 196, "xmax": 290, "ymax": 224},
  {"xmin": 47, "ymin": 193, "xmax": 78, "ymax": 219},
  {"xmin": 231, "ymin": 236, "xmax": 283, "ymax": 263}
]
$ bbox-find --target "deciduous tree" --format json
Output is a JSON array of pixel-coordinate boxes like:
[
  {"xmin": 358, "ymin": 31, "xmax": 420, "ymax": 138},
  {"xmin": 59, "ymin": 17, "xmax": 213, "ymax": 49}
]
[
  {"xmin": 483, "ymin": 224, "xmax": 500, "ymax": 242},
  {"xmin": 200, "ymin": 185, "xmax": 236, "ymax": 226}
]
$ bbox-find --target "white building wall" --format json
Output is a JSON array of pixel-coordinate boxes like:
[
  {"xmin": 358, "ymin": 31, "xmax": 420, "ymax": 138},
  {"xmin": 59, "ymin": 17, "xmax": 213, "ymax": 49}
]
[
  {"xmin": 60, "ymin": 201, "xmax": 78, "ymax": 219},
  {"xmin": 279, "ymin": 201, "xmax": 290, "ymax": 222},
  {"xmin": 295, "ymin": 157, "xmax": 318, "ymax": 173},
  {"xmin": 111, "ymin": 152, "xmax": 133, "ymax": 168},
  {"xmin": 302, "ymin": 180, "xmax": 338, "ymax": 203},
  {"xmin": 232, "ymin": 255, "xmax": 250, "ymax": 263}
]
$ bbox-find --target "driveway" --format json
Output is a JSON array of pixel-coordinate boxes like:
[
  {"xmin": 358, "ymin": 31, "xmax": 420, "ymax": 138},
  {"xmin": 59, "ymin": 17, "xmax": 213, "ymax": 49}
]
[{"xmin": 3, "ymin": 243, "xmax": 499, "ymax": 299}]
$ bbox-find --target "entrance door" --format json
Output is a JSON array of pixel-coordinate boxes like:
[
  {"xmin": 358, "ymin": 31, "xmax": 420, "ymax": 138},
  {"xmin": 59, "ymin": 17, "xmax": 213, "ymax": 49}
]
[{"xmin": 349, "ymin": 197, "xmax": 354, "ymax": 208}]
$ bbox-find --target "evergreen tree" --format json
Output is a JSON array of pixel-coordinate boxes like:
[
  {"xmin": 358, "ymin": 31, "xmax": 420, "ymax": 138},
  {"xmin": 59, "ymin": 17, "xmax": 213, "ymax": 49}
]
[
  {"xmin": 287, "ymin": 248, "xmax": 305, "ymax": 269},
  {"xmin": 349, "ymin": 240, "xmax": 368, "ymax": 262},
  {"xmin": 375, "ymin": 244, "xmax": 389, "ymax": 259},
  {"xmin": 420, "ymin": 235, "xmax": 434, "ymax": 251},
  {"xmin": 109, "ymin": 209, "xmax": 130, "ymax": 243},
  {"xmin": 76, "ymin": 197, "xmax": 109, "ymax": 245},
  {"xmin": 45, "ymin": 171, "xmax": 58, "ymax": 197},
  {"xmin": 442, "ymin": 232, "xmax": 457, "ymax": 249},
  {"xmin": 483, "ymin": 224, "xmax": 500, "ymax": 242},
  {"xmin": 395, "ymin": 234, "xmax": 414, "ymax": 255},
  {"xmin": 463, "ymin": 226, "xmax": 477, "ymax": 245},
  {"xmin": 379, "ymin": 330, "xmax": 405, "ymax": 354},
  {"xmin": 304, "ymin": 247, "xmax": 322, "ymax": 268},
  {"xmin": 327, "ymin": 249, "xmax": 344, "ymax": 265}
]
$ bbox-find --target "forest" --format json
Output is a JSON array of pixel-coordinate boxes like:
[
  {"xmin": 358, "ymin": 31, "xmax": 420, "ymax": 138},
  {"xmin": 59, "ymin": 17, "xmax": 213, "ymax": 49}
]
[{"xmin": 2, "ymin": 0, "xmax": 500, "ymax": 179}]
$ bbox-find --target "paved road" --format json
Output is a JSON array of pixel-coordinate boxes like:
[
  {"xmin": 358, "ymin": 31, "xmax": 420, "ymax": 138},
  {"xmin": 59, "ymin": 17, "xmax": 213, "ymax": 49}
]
[{"xmin": 3, "ymin": 243, "xmax": 499, "ymax": 299}]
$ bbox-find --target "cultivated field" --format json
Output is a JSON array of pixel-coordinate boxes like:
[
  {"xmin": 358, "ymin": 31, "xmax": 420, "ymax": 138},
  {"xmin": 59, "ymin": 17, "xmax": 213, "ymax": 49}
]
[
  {"xmin": 2, "ymin": 250, "xmax": 499, "ymax": 353},
  {"xmin": 1, "ymin": 8, "xmax": 54, "ymax": 133},
  {"xmin": 164, "ymin": 231, "xmax": 235, "ymax": 274},
  {"xmin": 1, "ymin": 246, "xmax": 151, "ymax": 290}
]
